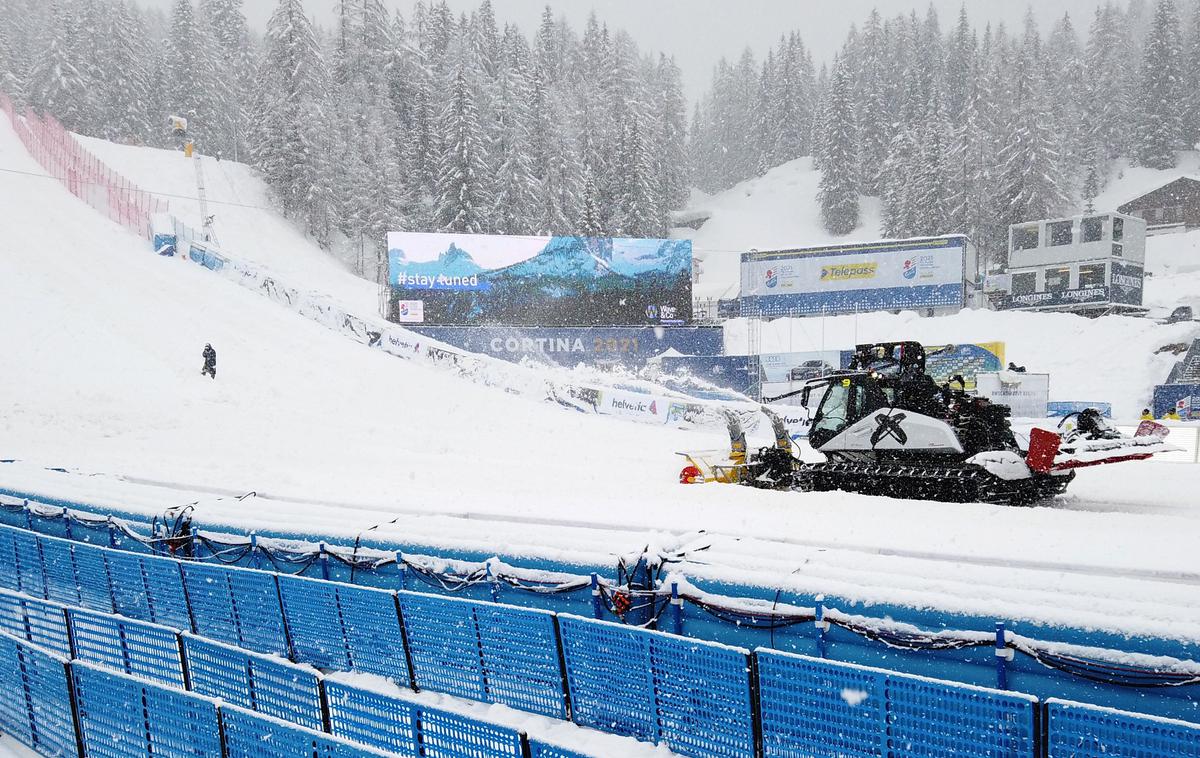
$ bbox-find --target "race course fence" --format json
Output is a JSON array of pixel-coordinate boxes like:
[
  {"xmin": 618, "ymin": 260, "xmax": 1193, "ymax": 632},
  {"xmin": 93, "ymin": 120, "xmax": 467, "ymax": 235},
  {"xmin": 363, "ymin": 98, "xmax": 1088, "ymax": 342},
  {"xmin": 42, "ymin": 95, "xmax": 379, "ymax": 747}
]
[
  {"xmin": 0, "ymin": 92, "xmax": 168, "ymax": 240},
  {"xmin": 0, "ymin": 522, "xmax": 1194, "ymax": 757}
]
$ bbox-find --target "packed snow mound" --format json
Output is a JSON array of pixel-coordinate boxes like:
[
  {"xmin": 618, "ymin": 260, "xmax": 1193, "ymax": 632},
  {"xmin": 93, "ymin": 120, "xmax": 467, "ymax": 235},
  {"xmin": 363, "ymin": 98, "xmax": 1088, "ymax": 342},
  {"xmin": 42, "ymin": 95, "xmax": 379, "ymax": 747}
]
[{"xmin": 679, "ymin": 158, "xmax": 883, "ymax": 300}]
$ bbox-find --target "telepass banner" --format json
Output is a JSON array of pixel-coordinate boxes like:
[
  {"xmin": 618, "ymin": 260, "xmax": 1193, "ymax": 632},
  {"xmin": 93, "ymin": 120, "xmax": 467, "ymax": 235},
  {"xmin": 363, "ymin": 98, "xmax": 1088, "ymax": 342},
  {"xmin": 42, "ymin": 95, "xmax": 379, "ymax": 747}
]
[{"xmin": 740, "ymin": 236, "xmax": 967, "ymax": 317}]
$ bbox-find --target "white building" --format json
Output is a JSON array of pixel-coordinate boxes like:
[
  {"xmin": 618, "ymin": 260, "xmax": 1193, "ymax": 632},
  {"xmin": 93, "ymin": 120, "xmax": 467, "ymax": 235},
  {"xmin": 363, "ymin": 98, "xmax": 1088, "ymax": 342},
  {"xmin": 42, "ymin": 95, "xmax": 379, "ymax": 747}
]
[{"xmin": 997, "ymin": 213, "xmax": 1146, "ymax": 314}]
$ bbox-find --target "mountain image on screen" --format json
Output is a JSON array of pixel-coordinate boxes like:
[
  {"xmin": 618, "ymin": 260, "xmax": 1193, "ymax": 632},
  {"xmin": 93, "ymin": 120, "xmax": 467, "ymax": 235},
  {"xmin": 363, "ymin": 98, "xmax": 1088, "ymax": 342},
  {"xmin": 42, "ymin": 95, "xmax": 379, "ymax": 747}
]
[{"xmin": 389, "ymin": 235, "xmax": 692, "ymax": 326}]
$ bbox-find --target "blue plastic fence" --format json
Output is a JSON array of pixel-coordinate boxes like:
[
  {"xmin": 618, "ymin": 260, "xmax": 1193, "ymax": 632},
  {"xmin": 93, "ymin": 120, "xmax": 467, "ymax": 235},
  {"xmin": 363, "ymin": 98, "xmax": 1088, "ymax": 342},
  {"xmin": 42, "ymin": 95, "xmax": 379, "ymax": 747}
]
[
  {"xmin": 181, "ymin": 559, "xmax": 289, "ymax": 657},
  {"xmin": 220, "ymin": 704, "xmax": 394, "ymax": 758},
  {"xmin": 525, "ymin": 739, "xmax": 594, "ymax": 758},
  {"xmin": 4, "ymin": 493, "xmax": 1200, "ymax": 722},
  {"xmin": 397, "ymin": 590, "xmax": 567, "ymax": 718},
  {"xmin": 324, "ymin": 678, "xmax": 525, "ymax": 758},
  {"xmin": 66, "ymin": 607, "xmax": 185, "ymax": 688},
  {"xmin": 0, "ymin": 631, "xmax": 75, "ymax": 757},
  {"xmin": 182, "ymin": 633, "xmax": 325, "ymax": 732},
  {"xmin": 71, "ymin": 660, "xmax": 224, "ymax": 758},
  {"xmin": 0, "ymin": 588, "xmax": 70, "ymax": 656},
  {"xmin": 278, "ymin": 573, "xmax": 410, "ymax": 685},
  {"xmin": 557, "ymin": 613, "xmax": 755, "ymax": 758},
  {"xmin": 756, "ymin": 648, "xmax": 1039, "ymax": 757},
  {"xmin": 1045, "ymin": 698, "xmax": 1200, "ymax": 757},
  {"xmin": 0, "ymin": 519, "xmax": 1195, "ymax": 758},
  {"xmin": 103, "ymin": 548, "xmax": 192, "ymax": 630}
]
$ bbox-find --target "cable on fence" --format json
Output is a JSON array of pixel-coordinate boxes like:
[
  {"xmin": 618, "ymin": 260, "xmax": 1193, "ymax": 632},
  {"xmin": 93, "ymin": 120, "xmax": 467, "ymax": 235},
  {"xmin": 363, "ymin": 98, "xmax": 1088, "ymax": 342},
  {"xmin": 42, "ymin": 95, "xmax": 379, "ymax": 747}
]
[
  {"xmin": 829, "ymin": 616, "xmax": 992, "ymax": 653},
  {"xmin": 1010, "ymin": 641, "xmax": 1200, "ymax": 688},
  {"xmin": 683, "ymin": 592, "xmax": 815, "ymax": 630}
]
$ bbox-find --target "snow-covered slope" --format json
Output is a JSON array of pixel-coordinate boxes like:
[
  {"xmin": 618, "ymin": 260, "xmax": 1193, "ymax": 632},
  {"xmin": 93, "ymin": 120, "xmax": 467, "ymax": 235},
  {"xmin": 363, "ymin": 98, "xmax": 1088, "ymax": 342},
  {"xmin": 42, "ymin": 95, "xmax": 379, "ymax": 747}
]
[
  {"xmin": 6, "ymin": 118, "xmax": 1200, "ymax": 642},
  {"xmin": 76, "ymin": 135, "xmax": 380, "ymax": 315},
  {"xmin": 681, "ymin": 158, "xmax": 884, "ymax": 300}
]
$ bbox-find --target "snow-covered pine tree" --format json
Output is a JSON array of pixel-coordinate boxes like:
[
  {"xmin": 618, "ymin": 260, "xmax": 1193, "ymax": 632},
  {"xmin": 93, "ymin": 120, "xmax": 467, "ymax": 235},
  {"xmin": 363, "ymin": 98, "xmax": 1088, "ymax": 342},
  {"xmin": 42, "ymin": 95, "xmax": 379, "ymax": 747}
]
[
  {"xmin": 880, "ymin": 127, "xmax": 919, "ymax": 238},
  {"xmin": 854, "ymin": 11, "xmax": 888, "ymax": 195},
  {"xmin": 943, "ymin": 6, "xmax": 977, "ymax": 122},
  {"xmin": 1136, "ymin": 0, "xmax": 1185, "ymax": 168},
  {"xmin": 0, "ymin": 0, "xmax": 21, "ymax": 101},
  {"xmin": 817, "ymin": 54, "xmax": 859, "ymax": 236},
  {"xmin": 995, "ymin": 19, "xmax": 1071, "ymax": 262},
  {"xmin": 435, "ymin": 66, "xmax": 489, "ymax": 233},
  {"xmin": 652, "ymin": 54, "xmax": 688, "ymax": 225},
  {"xmin": 166, "ymin": 0, "xmax": 225, "ymax": 154},
  {"xmin": 809, "ymin": 63, "xmax": 829, "ymax": 171},
  {"xmin": 469, "ymin": 0, "xmax": 500, "ymax": 80},
  {"xmin": 27, "ymin": 1, "xmax": 89, "ymax": 129},
  {"xmin": 1043, "ymin": 13, "xmax": 1086, "ymax": 175},
  {"xmin": 491, "ymin": 26, "xmax": 538, "ymax": 235},
  {"xmin": 252, "ymin": 0, "xmax": 334, "ymax": 245},
  {"xmin": 579, "ymin": 163, "xmax": 602, "ymax": 237},
  {"xmin": 199, "ymin": 0, "xmax": 254, "ymax": 159},
  {"xmin": 1183, "ymin": 0, "xmax": 1200, "ymax": 148},
  {"xmin": 1083, "ymin": 4, "xmax": 1125, "ymax": 164},
  {"xmin": 535, "ymin": 95, "xmax": 583, "ymax": 235},
  {"xmin": 98, "ymin": 1, "xmax": 154, "ymax": 143},
  {"xmin": 613, "ymin": 107, "xmax": 658, "ymax": 237}
]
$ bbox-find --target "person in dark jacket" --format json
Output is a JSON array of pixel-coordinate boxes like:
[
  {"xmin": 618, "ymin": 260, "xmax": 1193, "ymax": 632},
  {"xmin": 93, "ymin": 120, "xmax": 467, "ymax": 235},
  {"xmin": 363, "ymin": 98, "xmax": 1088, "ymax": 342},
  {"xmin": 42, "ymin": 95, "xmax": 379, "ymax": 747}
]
[{"xmin": 201, "ymin": 344, "xmax": 216, "ymax": 379}]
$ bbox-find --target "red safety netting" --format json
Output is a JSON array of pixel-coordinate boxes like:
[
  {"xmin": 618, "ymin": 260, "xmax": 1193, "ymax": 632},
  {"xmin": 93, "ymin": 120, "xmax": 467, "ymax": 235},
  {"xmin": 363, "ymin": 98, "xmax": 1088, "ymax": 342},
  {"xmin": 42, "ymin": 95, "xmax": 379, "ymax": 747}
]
[{"xmin": 0, "ymin": 91, "xmax": 168, "ymax": 240}]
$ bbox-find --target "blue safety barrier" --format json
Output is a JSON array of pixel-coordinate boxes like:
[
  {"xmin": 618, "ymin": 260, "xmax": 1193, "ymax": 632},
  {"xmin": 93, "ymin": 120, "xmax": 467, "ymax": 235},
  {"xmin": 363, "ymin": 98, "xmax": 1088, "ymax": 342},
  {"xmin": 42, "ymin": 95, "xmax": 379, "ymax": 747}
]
[
  {"xmin": 66, "ymin": 607, "xmax": 185, "ymax": 688},
  {"xmin": 181, "ymin": 560, "xmax": 289, "ymax": 657},
  {"xmin": 324, "ymin": 678, "xmax": 525, "ymax": 757},
  {"xmin": 526, "ymin": 738, "xmax": 596, "ymax": 758},
  {"xmin": 558, "ymin": 614, "xmax": 755, "ymax": 757},
  {"xmin": 755, "ymin": 649, "xmax": 1038, "ymax": 757},
  {"xmin": 69, "ymin": 541, "xmax": 116, "ymax": 613},
  {"xmin": 0, "ymin": 588, "xmax": 70, "ymax": 656},
  {"xmin": 220, "ymin": 704, "xmax": 393, "ymax": 758},
  {"xmin": 104, "ymin": 548, "xmax": 192, "ymax": 630},
  {"xmin": 0, "ymin": 526, "xmax": 47, "ymax": 598},
  {"xmin": 71, "ymin": 660, "xmax": 223, "ymax": 758},
  {"xmin": 397, "ymin": 590, "xmax": 567, "ymax": 718},
  {"xmin": 278, "ymin": 574, "xmax": 409, "ymax": 685},
  {"xmin": 0, "ymin": 519, "xmax": 1195, "ymax": 758},
  {"xmin": 182, "ymin": 633, "xmax": 325, "ymax": 731},
  {"xmin": 1046, "ymin": 698, "xmax": 1200, "ymax": 757},
  {"xmin": 0, "ymin": 631, "xmax": 76, "ymax": 757}
]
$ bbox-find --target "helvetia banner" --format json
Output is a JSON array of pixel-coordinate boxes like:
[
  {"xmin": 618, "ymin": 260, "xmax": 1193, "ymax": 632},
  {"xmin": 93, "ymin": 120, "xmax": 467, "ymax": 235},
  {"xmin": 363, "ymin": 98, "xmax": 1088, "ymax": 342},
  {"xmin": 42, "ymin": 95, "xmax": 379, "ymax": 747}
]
[
  {"xmin": 740, "ymin": 236, "xmax": 967, "ymax": 317},
  {"xmin": 386, "ymin": 232, "xmax": 692, "ymax": 326}
]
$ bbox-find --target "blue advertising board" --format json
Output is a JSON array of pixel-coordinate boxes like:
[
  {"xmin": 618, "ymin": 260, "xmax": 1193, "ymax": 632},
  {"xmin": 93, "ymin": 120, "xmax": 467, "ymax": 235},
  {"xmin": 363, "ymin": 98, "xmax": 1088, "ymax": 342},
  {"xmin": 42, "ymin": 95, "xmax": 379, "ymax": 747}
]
[
  {"xmin": 1153, "ymin": 384, "xmax": 1200, "ymax": 420},
  {"xmin": 407, "ymin": 326, "xmax": 723, "ymax": 370},
  {"xmin": 386, "ymin": 232, "xmax": 692, "ymax": 326},
  {"xmin": 656, "ymin": 355, "xmax": 760, "ymax": 397},
  {"xmin": 1111, "ymin": 261, "xmax": 1144, "ymax": 306},
  {"xmin": 739, "ymin": 236, "xmax": 967, "ymax": 317},
  {"xmin": 1047, "ymin": 402, "xmax": 1113, "ymax": 418}
]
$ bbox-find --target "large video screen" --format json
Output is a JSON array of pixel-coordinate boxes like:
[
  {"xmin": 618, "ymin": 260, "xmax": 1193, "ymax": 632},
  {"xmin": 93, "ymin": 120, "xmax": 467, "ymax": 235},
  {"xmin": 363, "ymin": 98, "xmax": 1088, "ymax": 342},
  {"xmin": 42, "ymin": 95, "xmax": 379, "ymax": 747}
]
[
  {"xmin": 387, "ymin": 232, "xmax": 692, "ymax": 326},
  {"xmin": 740, "ymin": 236, "xmax": 966, "ymax": 317}
]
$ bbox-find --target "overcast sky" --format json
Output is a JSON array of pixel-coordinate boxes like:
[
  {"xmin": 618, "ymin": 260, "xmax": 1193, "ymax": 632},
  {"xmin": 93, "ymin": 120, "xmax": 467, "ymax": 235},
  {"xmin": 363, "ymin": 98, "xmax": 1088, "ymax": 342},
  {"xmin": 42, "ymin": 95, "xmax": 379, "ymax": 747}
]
[{"xmin": 138, "ymin": 0, "xmax": 1109, "ymax": 101}]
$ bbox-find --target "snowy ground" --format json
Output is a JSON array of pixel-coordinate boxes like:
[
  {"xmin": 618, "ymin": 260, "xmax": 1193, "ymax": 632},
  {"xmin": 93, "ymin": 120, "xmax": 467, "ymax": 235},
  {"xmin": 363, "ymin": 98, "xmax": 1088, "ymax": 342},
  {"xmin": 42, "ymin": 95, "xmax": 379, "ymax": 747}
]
[{"xmin": 3, "ymin": 116, "xmax": 1200, "ymax": 644}]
